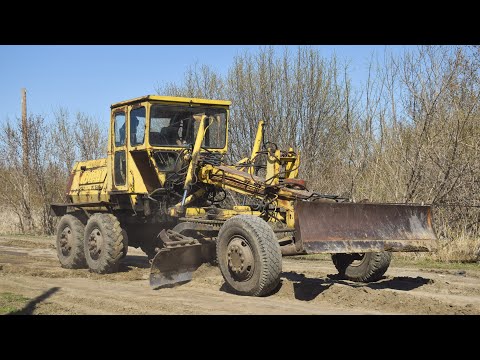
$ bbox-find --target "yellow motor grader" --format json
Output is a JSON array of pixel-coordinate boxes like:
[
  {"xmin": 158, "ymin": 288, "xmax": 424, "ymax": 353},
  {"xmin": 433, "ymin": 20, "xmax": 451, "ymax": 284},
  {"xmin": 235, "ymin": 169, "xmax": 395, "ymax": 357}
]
[{"xmin": 51, "ymin": 95, "xmax": 436, "ymax": 296}]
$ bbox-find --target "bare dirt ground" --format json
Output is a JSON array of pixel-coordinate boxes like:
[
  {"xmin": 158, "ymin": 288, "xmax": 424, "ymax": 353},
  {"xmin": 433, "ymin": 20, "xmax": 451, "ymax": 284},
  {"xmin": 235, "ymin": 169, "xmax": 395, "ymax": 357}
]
[{"xmin": 1, "ymin": 235, "xmax": 479, "ymax": 315}]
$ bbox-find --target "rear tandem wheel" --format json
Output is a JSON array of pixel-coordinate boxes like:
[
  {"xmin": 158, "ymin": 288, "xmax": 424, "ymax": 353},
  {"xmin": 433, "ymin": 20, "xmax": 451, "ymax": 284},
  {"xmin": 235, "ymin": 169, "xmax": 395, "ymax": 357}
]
[
  {"xmin": 56, "ymin": 214, "xmax": 87, "ymax": 269},
  {"xmin": 84, "ymin": 213, "xmax": 125, "ymax": 274}
]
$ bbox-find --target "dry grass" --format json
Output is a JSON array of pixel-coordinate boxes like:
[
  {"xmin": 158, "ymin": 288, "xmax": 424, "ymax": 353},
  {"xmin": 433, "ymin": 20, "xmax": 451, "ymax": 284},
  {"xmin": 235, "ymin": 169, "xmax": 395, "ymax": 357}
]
[
  {"xmin": 389, "ymin": 232, "xmax": 480, "ymax": 265},
  {"xmin": 433, "ymin": 234, "xmax": 480, "ymax": 263},
  {"xmin": 292, "ymin": 233, "xmax": 480, "ymax": 267},
  {"xmin": 0, "ymin": 209, "xmax": 50, "ymax": 235},
  {"xmin": 0, "ymin": 210, "xmax": 23, "ymax": 234}
]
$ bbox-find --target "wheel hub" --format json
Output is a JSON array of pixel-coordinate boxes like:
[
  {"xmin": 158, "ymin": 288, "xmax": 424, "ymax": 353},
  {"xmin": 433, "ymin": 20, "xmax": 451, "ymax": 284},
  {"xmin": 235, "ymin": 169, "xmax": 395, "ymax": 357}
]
[
  {"xmin": 60, "ymin": 226, "xmax": 72, "ymax": 255},
  {"xmin": 88, "ymin": 228, "xmax": 104, "ymax": 260},
  {"xmin": 227, "ymin": 237, "xmax": 254, "ymax": 281}
]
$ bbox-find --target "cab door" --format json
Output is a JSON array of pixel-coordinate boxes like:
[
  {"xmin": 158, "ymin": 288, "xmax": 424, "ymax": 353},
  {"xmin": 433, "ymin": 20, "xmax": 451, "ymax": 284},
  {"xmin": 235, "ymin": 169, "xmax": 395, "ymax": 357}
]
[
  {"xmin": 127, "ymin": 103, "xmax": 148, "ymax": 194},
  {"xmin": 112, "ymin": 107, "xmax": 128, "ymax": 191}
]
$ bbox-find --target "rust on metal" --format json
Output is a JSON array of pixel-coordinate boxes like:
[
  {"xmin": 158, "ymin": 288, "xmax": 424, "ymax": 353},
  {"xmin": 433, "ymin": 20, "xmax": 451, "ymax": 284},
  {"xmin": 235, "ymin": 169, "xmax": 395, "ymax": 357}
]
[
  {"xmin": 294, "ymin": 201, "xmax": 437, "ymax": 253},
  {"xmin": 209, "ymin": 166, "xmax": 266, "ymax": 195},
  {"xmin": 150, "ymin": 229, "xmax": 216, "ymax": 289},
  {"xmin": 150, "ymin": 245, "xmax": 204, "ymax": 288},
  {"xmin": 284, "ymin": 178, "xmax": 306, "ymax": 190}
]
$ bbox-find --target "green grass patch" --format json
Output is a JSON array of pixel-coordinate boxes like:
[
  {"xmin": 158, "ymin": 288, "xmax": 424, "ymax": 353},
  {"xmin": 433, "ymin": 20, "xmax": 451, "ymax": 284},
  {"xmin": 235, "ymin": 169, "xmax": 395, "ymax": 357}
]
[{"xmin": 0, "ymin": 293, "xmax": 30, "ymax": 315}]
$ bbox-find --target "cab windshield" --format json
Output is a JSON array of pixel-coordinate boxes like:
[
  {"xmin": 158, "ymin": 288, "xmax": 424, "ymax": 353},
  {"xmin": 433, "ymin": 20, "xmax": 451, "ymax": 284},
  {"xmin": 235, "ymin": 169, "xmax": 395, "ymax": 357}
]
[{"xmin": 149, "ymin": 104, "xmax": 227, "ymax": 149}]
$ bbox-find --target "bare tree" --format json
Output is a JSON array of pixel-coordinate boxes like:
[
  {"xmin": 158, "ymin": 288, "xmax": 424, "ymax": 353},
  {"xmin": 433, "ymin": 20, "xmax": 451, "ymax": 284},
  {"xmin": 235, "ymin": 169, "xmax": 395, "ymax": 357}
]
[
  {"xmin": 51, "ymin": 107, "xmax": 77, "ymax": 173},
  {"xmin": 0, "ymin": 106, "xmax": 108, "ymax": 235},
  {"xmin": 74, "ymin": 112, "xmax": 107, "ymax": 160},
  {"xmin": 0, "ymin": 117, "xmax": 35, "ymax": 232},
  {"xmin": 156, "ymin": 45, "xmax": 480, "ymax": 260}
]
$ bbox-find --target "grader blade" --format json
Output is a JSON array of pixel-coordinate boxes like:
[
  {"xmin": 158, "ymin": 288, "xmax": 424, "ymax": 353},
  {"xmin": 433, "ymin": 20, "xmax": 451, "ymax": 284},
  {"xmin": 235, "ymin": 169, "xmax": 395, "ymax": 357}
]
[
  {"xmin": 149, "ymin": 245, "xmax": 205, "ymax": 289},
  {"xmin": 294, "ymin": 201, "xmax": 437, "ymax": 253}
]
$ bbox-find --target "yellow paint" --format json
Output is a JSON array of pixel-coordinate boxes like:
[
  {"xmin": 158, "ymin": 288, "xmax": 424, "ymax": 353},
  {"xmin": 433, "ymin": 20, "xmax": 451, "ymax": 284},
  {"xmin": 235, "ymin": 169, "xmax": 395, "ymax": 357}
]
[
  {"xmin": 266, "ymin": 149, "xmax": 281, "ymax": 186},
  {"xmin": 111, "ymin": 95, "xmax": 231, "ymax": 109},
  {"xmin": 215, "ymin": 209, "xmax": 262, "ymax": 219},
  {"xmin": 286, "ymin": 150, "xmax": 300, "ymax": 179},
  {"xmin": 184, "ymin": 115, "xmax": 206, "ymax": 191},
  {"xmin": 248, "ymin": 120, "xmax": 264, "ymax": 175},
  {"xmin": 186, "ymin": 208, "xmax": 206, "ymax": 216},
  {"xmin": 233, "ymin": 206, "xmax": 252, "ymax": 211},
  {"xmin": 286, "ymin": 209, "xmax": 295, "ymax": 228},
  {"xmin": 69, "ymin": 158, "xmax": 110, "ymax": 204},
  {"xmin": 171, "ymin": 189, "xmax": 207, "ymax": 216}
]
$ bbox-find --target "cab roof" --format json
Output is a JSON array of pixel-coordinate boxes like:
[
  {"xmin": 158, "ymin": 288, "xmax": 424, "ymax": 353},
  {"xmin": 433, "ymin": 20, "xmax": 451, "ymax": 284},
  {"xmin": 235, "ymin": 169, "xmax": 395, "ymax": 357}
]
[{"xmin": 111, "ymin": 95, "xmax": 231, "ymax": 109}]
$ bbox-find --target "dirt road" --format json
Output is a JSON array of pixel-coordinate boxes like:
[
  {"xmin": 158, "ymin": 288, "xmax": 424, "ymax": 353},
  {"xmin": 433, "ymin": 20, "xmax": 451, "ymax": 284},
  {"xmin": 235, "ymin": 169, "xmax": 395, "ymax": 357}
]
[{"xmin": 1, "ymin": 235, "xmax": 479, "ymax": 314}]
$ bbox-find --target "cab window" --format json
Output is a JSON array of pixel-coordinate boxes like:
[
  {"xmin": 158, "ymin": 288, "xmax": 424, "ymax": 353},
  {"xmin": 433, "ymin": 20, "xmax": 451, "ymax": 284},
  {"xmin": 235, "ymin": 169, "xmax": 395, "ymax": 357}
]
[
  {"xmin": 114, "ymin": 112, "xmax": 126, "ymax": 146},
  {"xmin": 130, "ymin": 106, "xmax": 146, "ymax": 146}
]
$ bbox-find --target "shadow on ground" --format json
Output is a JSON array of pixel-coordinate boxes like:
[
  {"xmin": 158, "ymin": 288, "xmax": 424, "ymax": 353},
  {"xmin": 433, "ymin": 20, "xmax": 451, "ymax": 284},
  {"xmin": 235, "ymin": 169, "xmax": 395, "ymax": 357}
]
[
  {"xmin": 279, "ymin": 271, "xmax": 433, "ymax": 301},
  {"xmin": 366, "ymin": 276, "xmax": 433, "ymax": 290},
  {"xmin": 326, "ymin": 273, "xmax": 433, "ymax": 291},
  {"xmin": 9, "ymin": 287, "xmax": 60, "ymax": 315},
  {"xmin": 281, "ymin": 272, "xmax": 333, "ymax": 301},
  {"xmin": 118, "ymin": 255, "xmax": 151, "ymax": 271}
]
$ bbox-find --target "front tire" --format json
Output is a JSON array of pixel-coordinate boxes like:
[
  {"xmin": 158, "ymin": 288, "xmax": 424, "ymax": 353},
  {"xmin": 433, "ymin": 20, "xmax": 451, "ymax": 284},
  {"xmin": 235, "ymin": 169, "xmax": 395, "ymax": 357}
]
[
  {"xmin": 84, "ymin": 213, "xmax": 124, "ymax": 273},
  {"xmin": 217, "ymin": 215, "xmax": 282, "ymax": 297},
  {"xmin": 56, "ymin": 214, "xmax": 87, "ymax": 269},
  {"xmin": 331, "ymin": 252, "xmax": 391, "ymax": 282}
]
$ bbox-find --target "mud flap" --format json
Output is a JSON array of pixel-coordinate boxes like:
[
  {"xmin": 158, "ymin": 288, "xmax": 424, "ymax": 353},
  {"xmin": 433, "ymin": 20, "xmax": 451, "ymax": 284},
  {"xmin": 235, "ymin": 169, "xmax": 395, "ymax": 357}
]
[{"xmin": 294, "ymin": 201, "xmax": 437, "ymax": 253}]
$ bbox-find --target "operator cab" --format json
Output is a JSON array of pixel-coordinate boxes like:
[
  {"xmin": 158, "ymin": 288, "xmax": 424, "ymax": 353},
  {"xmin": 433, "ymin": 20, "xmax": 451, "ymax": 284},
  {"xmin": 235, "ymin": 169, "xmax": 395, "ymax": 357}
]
[
  {"xmin": 109, "ymin": 95, "xmax": 230, "ymax": 192},
  {"xmin": 111, "ymin": 95, "xmax": 230, "ymax": 151}
]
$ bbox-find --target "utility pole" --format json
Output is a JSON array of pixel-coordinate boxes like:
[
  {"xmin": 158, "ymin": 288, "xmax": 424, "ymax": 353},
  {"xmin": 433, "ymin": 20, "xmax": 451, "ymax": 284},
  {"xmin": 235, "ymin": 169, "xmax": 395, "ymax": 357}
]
[
  {"xmin": 20, "ymin": 88, "xmax": 33, "ymax": 232},
  {"xmin": 21, "ymin": 88, "xmax": 28, "ymax": 174}
]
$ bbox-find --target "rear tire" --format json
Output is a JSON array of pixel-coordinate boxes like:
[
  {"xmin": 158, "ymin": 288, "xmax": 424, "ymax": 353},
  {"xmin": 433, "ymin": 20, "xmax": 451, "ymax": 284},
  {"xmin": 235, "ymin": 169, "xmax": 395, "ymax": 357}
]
[
  {"xmin": 56, "ymin": 214, "xmax": 87, "ymax": 269},
  {"xmin": 332, "ymin": 252, "xmax": 391, "ymax": 282},
  {"xmin": 217, "ymin": 215, "xmax": 282, "ymax": 297},
  {"xmin": 84, "ymin": 213, "xmax": 124, "ymax": 273}
]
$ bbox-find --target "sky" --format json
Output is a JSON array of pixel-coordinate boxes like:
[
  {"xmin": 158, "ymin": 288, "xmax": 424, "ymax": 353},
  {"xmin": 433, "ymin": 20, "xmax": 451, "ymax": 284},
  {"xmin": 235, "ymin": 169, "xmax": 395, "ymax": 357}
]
[{"xmin": 0, "ymin": 45, "xmax": 413, "ymax": 126}]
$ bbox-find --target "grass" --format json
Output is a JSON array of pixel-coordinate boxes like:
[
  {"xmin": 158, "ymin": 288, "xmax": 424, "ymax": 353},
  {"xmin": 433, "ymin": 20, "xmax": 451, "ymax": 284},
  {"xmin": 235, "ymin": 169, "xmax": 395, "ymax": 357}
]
[
  {"xmin": 290, "ymin": 254, "xmax": 331, "ymax": 261},
  {"xmin": 434, "ymin": 235, "xmax": 480, "ymax": 263},
  {"xmin": 0, "ymin": 293, "xmax": 30, "ymax": 315},
  {"xmin": 0, "ymin": 210, "xmax": 25, "ymax": 234},
  {"xmin": 0, "ymin": 233, "xmax": 54, "ymax": 241},
  {"xmin": 391, "ymin": 256, "xmax": 480, "ymax": 271}
]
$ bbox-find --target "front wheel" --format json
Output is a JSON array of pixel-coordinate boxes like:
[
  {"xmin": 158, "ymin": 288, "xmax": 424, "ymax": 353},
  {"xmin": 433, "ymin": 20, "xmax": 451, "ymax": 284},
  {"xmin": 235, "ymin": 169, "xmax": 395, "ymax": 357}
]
[
  {"xmin": 216, "ymin": 215, "xmax": 282, "ymax": 297},
  {"xmin": 331, "ymin": 252, "xmax": 391, "ymax": 282}
]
